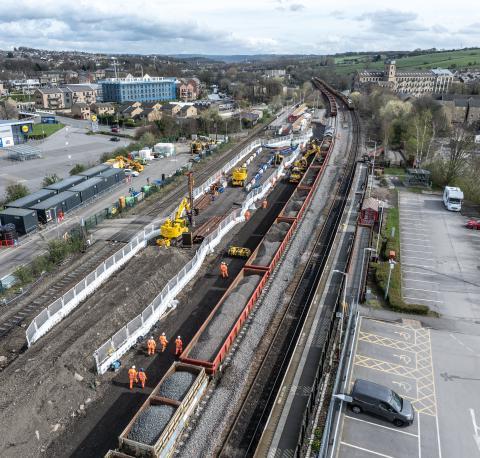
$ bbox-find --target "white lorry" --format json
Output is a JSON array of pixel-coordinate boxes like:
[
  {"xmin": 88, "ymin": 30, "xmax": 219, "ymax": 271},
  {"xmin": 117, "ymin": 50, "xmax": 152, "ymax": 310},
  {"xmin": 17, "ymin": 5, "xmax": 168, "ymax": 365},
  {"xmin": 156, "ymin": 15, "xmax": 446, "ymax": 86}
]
[{"xmin": 443, "ymin": 186, "xmax": 464, "ymax": 211}]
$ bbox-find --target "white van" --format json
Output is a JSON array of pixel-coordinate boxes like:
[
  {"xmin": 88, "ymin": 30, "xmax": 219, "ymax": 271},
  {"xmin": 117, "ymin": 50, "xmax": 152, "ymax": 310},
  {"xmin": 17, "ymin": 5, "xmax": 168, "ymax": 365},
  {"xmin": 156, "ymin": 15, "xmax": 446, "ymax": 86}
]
[{"xmin": 443, "ymin": 186, "xmax": 463, "ymax": 211}]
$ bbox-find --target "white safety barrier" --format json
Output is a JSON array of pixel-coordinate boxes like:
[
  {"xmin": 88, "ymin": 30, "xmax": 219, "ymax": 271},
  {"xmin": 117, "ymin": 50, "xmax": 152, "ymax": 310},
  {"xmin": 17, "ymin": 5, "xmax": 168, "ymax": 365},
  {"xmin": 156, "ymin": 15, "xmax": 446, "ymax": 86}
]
[
  {"xmin": 93, "ymin": 140, "xmax": 307, "ymax": 374},
  {"xmin": 26, "ymin": 132, "xmax": 310, "ymax": 350},
  {"xmin": 26, "ymin": 139, "xmax": 262, "ymax": 347}
]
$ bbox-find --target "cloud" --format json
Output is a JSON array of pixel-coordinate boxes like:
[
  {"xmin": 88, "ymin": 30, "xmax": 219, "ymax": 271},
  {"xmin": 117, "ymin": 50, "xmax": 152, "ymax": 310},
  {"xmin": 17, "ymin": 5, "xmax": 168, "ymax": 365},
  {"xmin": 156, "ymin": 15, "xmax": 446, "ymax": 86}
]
[
  {"xmin": 289, "ymin": 3, "xmax": 305, "ymax": 11},
  {"xmin": 357, "ymin": 9, "xmax": 428, "ymax": 35},
  {"xmin": 275, "ymin": 0, "xmax": 305, "ymax": 12}
]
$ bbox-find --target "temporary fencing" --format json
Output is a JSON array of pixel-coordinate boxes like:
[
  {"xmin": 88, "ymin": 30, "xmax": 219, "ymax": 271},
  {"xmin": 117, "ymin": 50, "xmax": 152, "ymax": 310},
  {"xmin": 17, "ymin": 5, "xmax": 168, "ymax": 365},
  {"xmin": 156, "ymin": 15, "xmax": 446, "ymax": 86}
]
[
  {"xmin": 25, "ymin": 131, "xmax": 311, "ymax": 359},
  {"xmin": 93, "ymin": 140, "xmax": 307, "ymax": 374}
]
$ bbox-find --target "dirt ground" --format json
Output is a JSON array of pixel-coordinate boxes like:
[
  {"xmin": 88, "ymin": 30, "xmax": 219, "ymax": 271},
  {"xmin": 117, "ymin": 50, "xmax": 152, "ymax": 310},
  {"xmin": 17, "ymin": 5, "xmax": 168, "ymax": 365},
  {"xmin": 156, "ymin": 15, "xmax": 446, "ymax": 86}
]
[{"xmin": 0, "ymin": 244, "xmax": 195, "ymax": 458}]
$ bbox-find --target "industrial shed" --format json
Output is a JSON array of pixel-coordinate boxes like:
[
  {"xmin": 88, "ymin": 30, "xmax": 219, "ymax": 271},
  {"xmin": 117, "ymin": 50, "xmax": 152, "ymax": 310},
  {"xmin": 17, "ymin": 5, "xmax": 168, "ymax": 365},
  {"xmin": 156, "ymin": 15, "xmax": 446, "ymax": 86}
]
[
  {"xmin": 45, "ymin": 175, "xmax": 86, "ymax": 194},
  {"xmin": 99, "ymin": 167, "xmax": 125, "ymax": 188},
  {"xmin": 30, "ymin": 191, "xmax": 81, "ymax": 224},
  {"xmin": 70, "ymin": 177, "xmax": 104, "ymax": 203},
  {"xmin": 79, "ymin": 164, "xmax": 110, "ymax": 179},
  {"xmin": 6, "ymin": 189, "xmax": 56, "ymax": 209},
  {"xmin": 0, "ymin": 207, "xmax": 38, "ymax": 235}
]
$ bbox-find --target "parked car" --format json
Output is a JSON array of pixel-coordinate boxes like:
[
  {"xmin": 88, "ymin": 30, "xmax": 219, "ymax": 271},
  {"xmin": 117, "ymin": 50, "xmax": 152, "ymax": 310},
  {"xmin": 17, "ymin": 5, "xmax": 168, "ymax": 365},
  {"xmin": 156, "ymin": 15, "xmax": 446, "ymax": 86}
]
[
  {"xmin": 124, "ymin": 168, "xmax": 139, "ymax": 177},
  {"xmin": 111, "ymin": 126, "xmax": 120, "ymax": 133},
  {"xmin": 110, "ymin": 137, "xmax": 121, "ymax": 142},
  {"xmin": 347, "ymin": 379, "xmax": 414, "ymax": 427},
  {"xmin": 465, "ymin": 220, "xmax": 480, "ymax": 230}
]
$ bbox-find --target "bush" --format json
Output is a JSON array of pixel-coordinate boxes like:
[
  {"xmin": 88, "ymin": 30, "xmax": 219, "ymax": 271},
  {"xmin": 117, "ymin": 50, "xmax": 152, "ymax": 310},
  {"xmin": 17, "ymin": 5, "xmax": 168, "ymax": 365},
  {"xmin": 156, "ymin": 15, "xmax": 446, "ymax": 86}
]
[
  {"xmin": 4, "ymin": 183, "xmax": 29, "ymax": 204},
  {"xmin": 14, "ymin": 265, "xmax": 33, "ymax": 284},
  {"xmin": 70, "ymin": 164, "xmax": 86, "ymax": 175},
  {"xmin": 42, "ymin": 174, "xmax": 60, "ymax": 187}
]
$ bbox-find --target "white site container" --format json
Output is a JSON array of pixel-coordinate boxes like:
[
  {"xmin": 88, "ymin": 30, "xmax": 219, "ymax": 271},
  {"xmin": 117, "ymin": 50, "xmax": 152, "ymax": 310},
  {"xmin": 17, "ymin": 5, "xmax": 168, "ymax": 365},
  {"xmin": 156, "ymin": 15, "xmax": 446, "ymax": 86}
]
[{"xmin": 154, "ymin": 143, "xmax": 176, "ymax": 157}]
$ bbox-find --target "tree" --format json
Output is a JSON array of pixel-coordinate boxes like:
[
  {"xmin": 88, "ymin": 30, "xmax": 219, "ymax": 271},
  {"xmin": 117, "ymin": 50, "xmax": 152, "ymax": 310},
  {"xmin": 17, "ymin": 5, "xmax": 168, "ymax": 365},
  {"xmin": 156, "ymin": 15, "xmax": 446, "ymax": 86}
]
[
  {"xmin": 443, "ymin": 126, "xmax": 474, "ymax": 184},
  {"xmin": 406, "ymin": 110, "xmax": 435, "ymax": 166},
  {"xmin": 70, "ymin": 164, "xmax": 86, "ymax": 175},
  {"xmin": 4, "ymin": 183, "xmax": 29, "ymax": 204},
  {"xmin": 42, "ymin": 174, "xmax": 60, "ymax": 187},
  {"xmin": 0, "ymin": 99, "xmax": 18, "ymax": 119}
]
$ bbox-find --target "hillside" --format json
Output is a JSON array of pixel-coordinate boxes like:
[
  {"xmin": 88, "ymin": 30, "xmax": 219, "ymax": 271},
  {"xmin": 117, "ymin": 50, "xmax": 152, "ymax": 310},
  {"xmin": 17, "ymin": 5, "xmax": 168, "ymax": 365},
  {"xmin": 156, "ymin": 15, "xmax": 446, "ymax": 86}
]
[{"xmin": 332, "ymin": 48, "xmax": 480, "ymax": 75}]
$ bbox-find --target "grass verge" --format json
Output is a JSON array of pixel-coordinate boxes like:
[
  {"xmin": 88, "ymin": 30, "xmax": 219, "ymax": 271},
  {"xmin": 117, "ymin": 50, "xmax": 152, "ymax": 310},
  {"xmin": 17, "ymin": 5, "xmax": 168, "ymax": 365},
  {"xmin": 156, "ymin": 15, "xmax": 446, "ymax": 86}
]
[{"xmin": 30, "ymin": 123, "xmax": 64, "ymax": 138}]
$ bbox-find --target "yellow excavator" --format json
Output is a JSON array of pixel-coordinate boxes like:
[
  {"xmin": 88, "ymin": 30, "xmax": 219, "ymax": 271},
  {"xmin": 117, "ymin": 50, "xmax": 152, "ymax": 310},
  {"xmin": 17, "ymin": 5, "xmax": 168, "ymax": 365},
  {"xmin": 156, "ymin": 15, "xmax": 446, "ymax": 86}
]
[
  {"xmin": 292, "ymin": 157, "xmax": 308, "ymax": 172},
  {"xmin": 231, "ymin": 166, "xmax": 248, "ymax": 186},
  {"xmin": 157, "ymin": 198, "xmax": 191, "ymax": 247},
  {"xmin": 289, "ymin": 167, "xmax": 303, "ymax": 183}
]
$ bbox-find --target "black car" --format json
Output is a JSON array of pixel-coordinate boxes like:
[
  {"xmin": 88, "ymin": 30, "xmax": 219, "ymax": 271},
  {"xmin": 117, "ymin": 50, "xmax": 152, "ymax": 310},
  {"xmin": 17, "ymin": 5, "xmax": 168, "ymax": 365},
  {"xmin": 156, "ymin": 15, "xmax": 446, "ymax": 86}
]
[
  {"xmin": 348, "ymin": 379, "xmax": 414, "ymax": 426},
  {"xmin": 110, "ymin": 137, "xmax": 121, "ymax": 142}
]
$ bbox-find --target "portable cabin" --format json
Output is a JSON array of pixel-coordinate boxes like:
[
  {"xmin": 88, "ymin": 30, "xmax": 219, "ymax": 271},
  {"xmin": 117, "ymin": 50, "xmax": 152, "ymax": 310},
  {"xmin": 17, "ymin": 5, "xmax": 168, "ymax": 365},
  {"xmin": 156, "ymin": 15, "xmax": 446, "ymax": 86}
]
[
  {"xmin": 30, "ymin": 191, "xmax": 81, "ymax": 224},
  {"xmin": 78, "ymin": 164, "xmax": 110, "ymax": 179},
  {"xmin": 0, "ymin": 207, "xmax": 38, "ymax": 235},
  {"xmin": 6, "ymin": 189, "xmax": 56, "ymax": 209},
  {"xmin": 44, "ymin": 175, "xmax": 86, "ymax": 194}
]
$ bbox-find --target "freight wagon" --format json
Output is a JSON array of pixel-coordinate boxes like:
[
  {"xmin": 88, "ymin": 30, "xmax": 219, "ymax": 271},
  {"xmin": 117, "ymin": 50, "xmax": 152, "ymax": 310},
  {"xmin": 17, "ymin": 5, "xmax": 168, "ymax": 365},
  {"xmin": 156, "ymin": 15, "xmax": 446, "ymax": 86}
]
[
  {"xmin": 30, "ymin": 191, "xmax": 81, "ymax": 224},
  {"xmin": 107, "ymin": 363, "xmax": 208, "ymax": 458},
  {"xmin": 45, "ymin": 175, "xmax": 86, "ymax": 194},
  {"xmin": 0, "ymin": 207, "xmax": 38, "ymax": 235},
  {"xmin": 6, "ymin": 188, "xmax": 56, "ymax": 209}
]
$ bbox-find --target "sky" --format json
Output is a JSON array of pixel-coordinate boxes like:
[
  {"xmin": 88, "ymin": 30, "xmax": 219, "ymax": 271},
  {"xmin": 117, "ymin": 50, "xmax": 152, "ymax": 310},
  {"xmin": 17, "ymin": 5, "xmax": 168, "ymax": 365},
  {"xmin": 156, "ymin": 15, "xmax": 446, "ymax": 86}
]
[{"xmin": 0, "ymin": 0, "xmax": 478, "ymax": 55}]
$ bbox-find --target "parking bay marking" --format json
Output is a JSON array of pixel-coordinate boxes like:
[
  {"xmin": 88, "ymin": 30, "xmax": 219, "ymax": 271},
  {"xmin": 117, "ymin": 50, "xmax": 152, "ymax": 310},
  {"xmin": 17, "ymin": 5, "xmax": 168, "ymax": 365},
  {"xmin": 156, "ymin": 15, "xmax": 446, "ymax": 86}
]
[
  {"xmin": 469, "ymin": 408, "xmax": 480, "ymax": 452},
  {"xmin": 404, "ymin": 296, "xmax": 443, "ymax": 304},
  {"xmin": 402, "ymin": 287, "xmax": 440, "ymax": 294},
  {"xmin": 344, "ymin": 415, "xmax": 418, "ymax": 437},
  {"xmin": 340, "ymin": 441, "xmax": 395, "ymax": 458}
]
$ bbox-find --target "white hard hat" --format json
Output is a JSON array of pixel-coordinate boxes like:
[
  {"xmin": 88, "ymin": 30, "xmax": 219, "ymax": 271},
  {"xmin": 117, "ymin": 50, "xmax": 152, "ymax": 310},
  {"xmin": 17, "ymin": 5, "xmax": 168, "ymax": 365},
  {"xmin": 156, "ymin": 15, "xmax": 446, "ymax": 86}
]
[
  {"xmin": 132, "ymin": 365, "xmax": 136, "ymax": 369},
  {"xmin": 178, "ymin": 336, "xmax": 181, "ymax": 339},
  {"xmin": 150, "ymin": 336, "xmax": 153, "ymax": 339}
]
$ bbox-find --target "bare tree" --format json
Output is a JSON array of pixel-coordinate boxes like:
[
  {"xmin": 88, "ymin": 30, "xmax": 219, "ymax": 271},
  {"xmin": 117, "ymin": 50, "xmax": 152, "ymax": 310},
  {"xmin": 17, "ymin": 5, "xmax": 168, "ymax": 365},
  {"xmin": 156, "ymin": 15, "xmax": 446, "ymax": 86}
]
[{"xmin": 444, "ymin": 126, "xmax": 474, "ymax": 184}]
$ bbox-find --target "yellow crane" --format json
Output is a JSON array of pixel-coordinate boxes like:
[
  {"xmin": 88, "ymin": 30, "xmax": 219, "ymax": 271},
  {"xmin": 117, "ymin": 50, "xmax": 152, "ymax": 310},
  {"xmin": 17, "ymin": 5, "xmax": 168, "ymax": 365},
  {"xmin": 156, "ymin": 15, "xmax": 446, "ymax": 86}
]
[
  {"xmin": 231, "ymin": 166, "xmax": 248, "ymax": 186},
  {"xmin": 157, "ymin": 198, "xmax": 191, "ymax": 247}
]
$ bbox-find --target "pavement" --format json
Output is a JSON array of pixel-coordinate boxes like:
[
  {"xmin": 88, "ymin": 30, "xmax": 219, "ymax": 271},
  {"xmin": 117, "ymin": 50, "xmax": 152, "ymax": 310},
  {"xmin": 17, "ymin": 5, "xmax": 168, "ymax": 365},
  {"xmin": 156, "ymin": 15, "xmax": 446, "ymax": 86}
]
[
  {"xmin": 335, "ymin": 315, "xmax": 480, "ymax": 458},
  {"xmin": 398, "ymin": 191, "xmax": 480, "ymax": 320}
]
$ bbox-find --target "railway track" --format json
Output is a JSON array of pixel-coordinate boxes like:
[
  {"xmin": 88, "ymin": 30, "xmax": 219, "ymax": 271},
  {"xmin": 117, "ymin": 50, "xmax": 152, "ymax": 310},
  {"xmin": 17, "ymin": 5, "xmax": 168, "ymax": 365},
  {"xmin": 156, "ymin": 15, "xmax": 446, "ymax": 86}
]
[
  {"xmin": 0, "ymin": 241, "xmax": 122, "ymax": 340},
  {"xmin": 219, "ymin": 88, "xmax": 360, "ymax": 457}
]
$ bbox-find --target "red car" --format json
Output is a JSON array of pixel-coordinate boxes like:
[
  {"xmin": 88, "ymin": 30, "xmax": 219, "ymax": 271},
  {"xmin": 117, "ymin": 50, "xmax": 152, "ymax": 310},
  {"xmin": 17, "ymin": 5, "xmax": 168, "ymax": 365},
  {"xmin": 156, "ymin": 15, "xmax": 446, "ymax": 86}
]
[{"xmin": 465, "ymin": 220, "xmax": 480, "ymax": 230}]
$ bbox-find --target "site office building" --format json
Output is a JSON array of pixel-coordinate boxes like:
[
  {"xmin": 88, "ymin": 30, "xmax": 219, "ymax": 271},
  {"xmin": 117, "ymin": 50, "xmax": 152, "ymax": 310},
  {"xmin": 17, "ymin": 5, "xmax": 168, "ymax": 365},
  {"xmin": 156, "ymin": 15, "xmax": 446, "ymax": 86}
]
[{"xmin": 100, "ymin": 74, "xmax": 177, "ymax": 103}]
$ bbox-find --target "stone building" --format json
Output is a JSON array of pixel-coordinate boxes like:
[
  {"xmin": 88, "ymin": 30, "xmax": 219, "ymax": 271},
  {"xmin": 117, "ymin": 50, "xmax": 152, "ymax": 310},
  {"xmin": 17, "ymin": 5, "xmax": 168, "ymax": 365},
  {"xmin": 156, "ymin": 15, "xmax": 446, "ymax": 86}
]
[
  {"xmin": 355, "ymin": 60, "xmax": 453, "ymax": 96},
  {"xmin": 436, "ymin": 94, "xmax": 480, "ymax": 125}
]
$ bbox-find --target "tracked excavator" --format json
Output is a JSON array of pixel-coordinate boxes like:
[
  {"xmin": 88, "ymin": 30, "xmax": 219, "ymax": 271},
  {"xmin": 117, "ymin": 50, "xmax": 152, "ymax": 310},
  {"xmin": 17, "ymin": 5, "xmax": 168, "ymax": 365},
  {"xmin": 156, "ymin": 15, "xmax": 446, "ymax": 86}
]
[{"xmin": 156, "ymin": 198, "xmax": 191, "ymax": 247}]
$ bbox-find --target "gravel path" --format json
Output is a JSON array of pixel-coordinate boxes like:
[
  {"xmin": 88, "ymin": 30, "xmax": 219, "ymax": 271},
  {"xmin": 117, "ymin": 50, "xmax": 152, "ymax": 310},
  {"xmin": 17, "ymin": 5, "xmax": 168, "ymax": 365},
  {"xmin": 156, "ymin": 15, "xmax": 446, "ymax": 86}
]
[
  {"xmin": 188, "ymin": 275, "xmax": 261, "ymax": 361},
  {"xmin": 177, "ymin": 120, "xmax": 351, "ymax": 457},
  {"xmin": 127, "ymin": 404, "xmax": 176, "ymax": 445},
  {"xmin": 157, "ymin": 370, "xmax": 196, "ymax": 401}
]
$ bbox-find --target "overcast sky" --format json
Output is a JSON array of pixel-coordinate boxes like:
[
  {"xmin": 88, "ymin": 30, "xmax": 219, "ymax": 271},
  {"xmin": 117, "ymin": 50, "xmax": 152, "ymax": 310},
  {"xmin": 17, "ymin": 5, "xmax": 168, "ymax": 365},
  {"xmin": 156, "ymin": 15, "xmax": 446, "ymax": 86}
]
[{"xmin": 0, "ymin": 0, "xmax": 477, "ymax": 55}]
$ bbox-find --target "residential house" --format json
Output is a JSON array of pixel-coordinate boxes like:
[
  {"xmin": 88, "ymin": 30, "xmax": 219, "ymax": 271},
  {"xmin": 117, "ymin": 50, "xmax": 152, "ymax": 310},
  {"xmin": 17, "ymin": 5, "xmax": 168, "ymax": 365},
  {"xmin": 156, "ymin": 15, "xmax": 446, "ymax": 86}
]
[
  {"xmin": 119, "ymin": 104, "xmax": 144, "ymax": 120},
  {"xmin": 140, "ymin": 108, "xmax": 162, "ymax": 122},
  {"xmin": 71, "ymin": 102, "xmax": 91, "ymax": 120},
  {"xmin": 178, "ymin": 105, "xmax": 198, "ymax": 118},
  {"xmin": 91, "ymin": 102, "xmax": 115, "ymax": 116},
  {"xmin": 161, "ymin": 103, "xmax": 181, "ymax": 117},
  {"xmin": 66, "ymin": 84, "xmax": 97, "ymax": 105},
  {"xmin": 178, "ymin": 78, "xmax": 201, "ymax": 101},
  {"xmin": 239, "ymin": 111, "xmax": 260, "ymax": 126},
  {"xmin": 142, "ymin": 101, "xmax": 162, "ymax": 111},
  {"xmin": 35, "ymin": 87, "xmax": 69, "ymax": 109}
]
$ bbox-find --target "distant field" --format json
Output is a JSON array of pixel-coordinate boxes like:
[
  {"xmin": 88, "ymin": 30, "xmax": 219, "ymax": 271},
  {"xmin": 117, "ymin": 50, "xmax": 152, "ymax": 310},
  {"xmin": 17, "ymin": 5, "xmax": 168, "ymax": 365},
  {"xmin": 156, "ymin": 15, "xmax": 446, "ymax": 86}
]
[
  {"xmin": 31, "ymin": 123, "xmax": 64, "ymax": 137},
  {"xmin": 332, "ymin": 49, "xmax": 480, "ymax": 75}
]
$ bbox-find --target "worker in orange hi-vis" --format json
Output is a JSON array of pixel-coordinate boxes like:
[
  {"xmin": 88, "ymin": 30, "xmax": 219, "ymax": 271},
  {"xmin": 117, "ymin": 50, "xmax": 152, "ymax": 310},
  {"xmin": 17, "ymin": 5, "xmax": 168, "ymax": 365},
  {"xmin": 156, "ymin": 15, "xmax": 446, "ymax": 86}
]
[
  {"xmin": 220, "ymin": 261, "xmax": 229, "ymax": 278},
  {"xmin": 175, "ymin": 336, "xmax": 183, "ymax": 356},
  {"xmin": 138, "ymin": 368, "xmax": 147, "ymax": 389},
  {"xmin": 262, "ymin": 199, "xmax": 268, "ymax": 209},
  {"xmin": 146, "ymin": 336, "xmax": 156, "ymax": 355},
  {"xmin": 159, "ymin": 333, "xmax": 168, "ymax": 352},
  {"xmin": 128, "ymin": 365, "xmax": 138, "ymax": 390}
]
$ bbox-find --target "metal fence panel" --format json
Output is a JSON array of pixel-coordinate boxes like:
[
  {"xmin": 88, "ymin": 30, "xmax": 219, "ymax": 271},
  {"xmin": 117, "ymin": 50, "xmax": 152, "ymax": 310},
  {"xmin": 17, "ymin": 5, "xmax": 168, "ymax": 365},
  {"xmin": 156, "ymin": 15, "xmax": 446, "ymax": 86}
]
[
  {"xmin": 64, "ymin": 288, "xmax": 75, "ymax": 304},
  {"xmin": 86, "ymin": 271, "xmax": 96, "ymax": 286},
  {"xmin": 95, "ymin": 264, "xmax": 105, "ymax": 278},
  {"xmin": 114, "ymin": 251, "xmax": 124, "ymax": 264},
  {"xmin": 112, "ymin": 327, "xmax": 128, "ymax": 349},
  {"xmin": 48, "ymin": 298, "xmax": 63, "ymax": 316},
  {"xmin": 142, "ymin": 304, "xmax": 154, "ymax": 323},
  {"xmin": 105, "ymin": 256, "xmax": 115, "ymax": 270},
  {"xmin": 75, "ymin": 280, "xmax": 85, "ymax": 296},
  {"xmin": 127, "ymin": 315, "xmax": 143, "ymax": 336},
  {"xmin": 26, "ymin": 324, "xmax": 36, "ymax": 343},
  {"xmin": 96, "ymin": 340, "xmax": 114, "ymax": 365},
  {"xmin": 36, "ymin": 309, "xmax": 49, "ymax": 329}
]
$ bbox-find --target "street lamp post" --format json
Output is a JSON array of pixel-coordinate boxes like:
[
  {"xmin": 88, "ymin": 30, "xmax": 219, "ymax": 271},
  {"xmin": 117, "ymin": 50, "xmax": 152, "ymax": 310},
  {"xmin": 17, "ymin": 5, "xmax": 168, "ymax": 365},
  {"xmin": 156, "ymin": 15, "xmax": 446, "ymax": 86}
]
[
  {"xmin": 333, "ymin": 269, "xmax": 348, "ymax": 341},
  {"xmin": 356, "ymin": 247, "xmax": 376, "ymax": 309},
  {"xmin": 385, "ymin": 259, "xmax": 396, "ymax": 300}
]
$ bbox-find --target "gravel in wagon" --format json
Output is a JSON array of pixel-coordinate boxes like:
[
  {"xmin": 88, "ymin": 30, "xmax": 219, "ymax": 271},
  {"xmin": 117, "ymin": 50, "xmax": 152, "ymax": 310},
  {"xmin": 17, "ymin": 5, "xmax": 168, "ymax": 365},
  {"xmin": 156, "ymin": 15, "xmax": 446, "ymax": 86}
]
[
  {"xmin": 188, "ymin": 275, "xmax": 261, "ymax": 361},
  {"xmin": 127, "ymin": 404, "xmax": 176, "ymax": 445},
  {"xmin": 283, "ymin": 196, "xmax": 307, "ymax": 217},
  {"xmin": 157, "ymin": 370, "xmax": 196, "ymax": 401}
]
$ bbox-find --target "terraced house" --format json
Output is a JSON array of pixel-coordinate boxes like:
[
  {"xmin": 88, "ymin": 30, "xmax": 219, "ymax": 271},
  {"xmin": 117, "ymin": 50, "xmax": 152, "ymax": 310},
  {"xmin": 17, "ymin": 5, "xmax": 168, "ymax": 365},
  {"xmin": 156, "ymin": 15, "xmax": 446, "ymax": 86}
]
[{"xmin": 355, "ymin": 59, "xmax": 453, "ymax": 96}]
